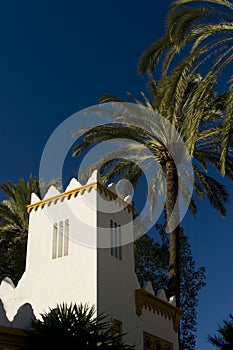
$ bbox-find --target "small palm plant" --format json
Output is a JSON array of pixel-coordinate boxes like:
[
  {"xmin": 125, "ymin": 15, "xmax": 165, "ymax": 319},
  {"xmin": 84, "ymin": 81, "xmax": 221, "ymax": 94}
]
[
  {"xmin": 21, "ymin": 303, "xmax": 135, "ymax": 350},
  {"xmin": 208, "ymin": 314, "xmax": 233, "ymax": 349}
]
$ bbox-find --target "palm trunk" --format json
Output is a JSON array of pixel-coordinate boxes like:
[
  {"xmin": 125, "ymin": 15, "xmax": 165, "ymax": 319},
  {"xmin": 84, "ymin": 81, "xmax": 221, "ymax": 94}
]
[{"xmin": 165, "ymin": 159, "xmax": 181, "ymax": 309}]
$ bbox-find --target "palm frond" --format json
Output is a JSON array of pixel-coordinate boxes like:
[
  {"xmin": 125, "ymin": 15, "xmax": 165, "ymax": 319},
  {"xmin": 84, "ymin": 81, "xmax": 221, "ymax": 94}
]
[
  {"xmin": 171, "ymin": 0, "xmax": 233, "ymax": 11},
  {"xmin": 193, "ymin": 165, "xmax": 228, "ymax": 216},
  {"xmin": 138, "ymin": 36, "xmax": 171, "ymax": 75}
]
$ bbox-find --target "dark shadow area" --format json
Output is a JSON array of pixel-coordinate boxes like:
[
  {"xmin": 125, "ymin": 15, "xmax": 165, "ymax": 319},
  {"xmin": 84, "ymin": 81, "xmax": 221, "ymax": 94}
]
[
  {"xmin": 0, "ymin": 299, "xmax": 11, "ymax": 327},
  {"xmin": 12, "ymin": 303, "xmax": 36, "ymax": 329}
]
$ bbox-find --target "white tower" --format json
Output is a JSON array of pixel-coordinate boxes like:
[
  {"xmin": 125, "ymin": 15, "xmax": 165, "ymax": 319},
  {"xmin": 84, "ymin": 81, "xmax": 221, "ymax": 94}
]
[{"xmin": 0, "ymin": 171, "xmax": 181, "ymax": 349}]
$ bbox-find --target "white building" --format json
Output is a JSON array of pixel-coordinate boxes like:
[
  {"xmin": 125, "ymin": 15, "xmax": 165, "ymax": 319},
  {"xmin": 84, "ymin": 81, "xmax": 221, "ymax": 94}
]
[{"xmin": 0, "ymin": 171, "xmax": 181, "ymax": 349}]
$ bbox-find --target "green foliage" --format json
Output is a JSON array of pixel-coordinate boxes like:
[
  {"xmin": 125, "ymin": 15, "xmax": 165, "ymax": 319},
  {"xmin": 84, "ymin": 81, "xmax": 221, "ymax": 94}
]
[
  {"xmin": 208, "ymin": 314, "xmax": 233, "ymax": 349},
  {"xmin": 134, "ymin": 219, "xmax": 169, "ymax": 289},
  {"xmin": 21, "ymin": 303, "xmax": 135, "ymax": 350},
  {"xmin": 134, "ymin": 224, "xmax": 206, "ymax": 350},
  {"xmin": 0, "ymin": 175, "xmax": 61, "ymax": 284},
  {"xmin": 138, "ymin": 0, "xmax": 233, "ymax": 174}
]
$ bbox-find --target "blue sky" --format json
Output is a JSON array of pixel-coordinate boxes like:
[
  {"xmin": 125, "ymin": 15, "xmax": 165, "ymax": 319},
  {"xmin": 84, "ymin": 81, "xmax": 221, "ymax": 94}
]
[{"xmin": 0, "ymin": 1, "xmax": 232, "ymax": 349}]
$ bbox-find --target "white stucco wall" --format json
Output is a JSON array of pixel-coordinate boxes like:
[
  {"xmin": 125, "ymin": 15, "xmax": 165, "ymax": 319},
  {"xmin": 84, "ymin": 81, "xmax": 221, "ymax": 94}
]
[
  {"xmin": 96, "ymin": 187, "xmax": 180, "ymax": 350},
  {"xmin": 138, "ymin": 309, "xmax": 179, "ymax": 349},
  {"xmin": 97, "ymin": 191, "xmax": 140, "ymax": 347}
]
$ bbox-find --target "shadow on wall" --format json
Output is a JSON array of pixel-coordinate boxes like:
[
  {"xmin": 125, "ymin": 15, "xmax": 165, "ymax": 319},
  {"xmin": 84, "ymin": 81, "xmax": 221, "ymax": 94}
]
[{"xmin": 0, "ymin": 300, "xmax": 36, "ymax": 329}]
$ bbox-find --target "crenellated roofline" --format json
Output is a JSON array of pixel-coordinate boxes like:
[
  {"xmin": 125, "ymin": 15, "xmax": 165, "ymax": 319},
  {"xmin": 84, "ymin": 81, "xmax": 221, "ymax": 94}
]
[
  {"xmin": 135, "ymin": 289, "xmax": 182, "ymax": 332},
  {"xmin": 27, "ymin": 182, "xmax": 134, "ymax": 214}
]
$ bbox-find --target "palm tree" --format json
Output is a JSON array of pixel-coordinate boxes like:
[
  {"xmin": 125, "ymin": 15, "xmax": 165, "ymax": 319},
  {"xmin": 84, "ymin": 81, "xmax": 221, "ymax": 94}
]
[
  {"xmin": 21, "ymin": 303, "xmax": 135, "ymax": 349},
  {"xmin": 72, "ymin": 66, "xmax": 233, "ymax": 307},
  {"xmin": 0, "ymin": 175, "xmax": 60, "ymax": 284},
  {"xmin": 71, "ymin": 1, "xmax": 233, "ymax": 308},
  {"xmin": 208, "ymin": 314, "xmax": 233, "ymax": 349},
  {"xmin": 138, "ymin": 0, "xmax": 233, "ymax": 174}
]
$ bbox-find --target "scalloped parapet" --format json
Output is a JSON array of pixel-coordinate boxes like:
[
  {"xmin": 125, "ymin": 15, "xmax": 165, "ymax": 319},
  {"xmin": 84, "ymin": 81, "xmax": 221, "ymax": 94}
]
[
  {"xmin": 135, "ymin": 289, "xmax": 182, "ymax": 332},
  {"xmin": 108, "ymin": 183, "xmax": 117, "ymax": 194},
  {"xmin": 43, "ymin": 185, "xmax": 61, "ymax": 199},
  {"xmin": 65, "ymin": 178, "xmax": 82, "ymax": 192},
  {"xmin": 169, "ymin": 295, "xmax": 176, "ymax": 306},
  {"xmin": 30, "ymin": 192, "xmax": 41, "ymax": 204},
  {"xmin": 143, "ymin": 281, "xmax": 155, "ymax": 295},
  {"xmin": 27, "ymin": 171, "xmax": 135, "ymax": 214},
  {"xmin": 157, "ymin": 289, "xmax": 168, "ymax": 302},
  {"xmin": 86, "ymin": 169, "xmax": 102, "ymax": 184},
  {"xmin": 0, "ymin": 278, "xmax": 15, "ymax": 290}
]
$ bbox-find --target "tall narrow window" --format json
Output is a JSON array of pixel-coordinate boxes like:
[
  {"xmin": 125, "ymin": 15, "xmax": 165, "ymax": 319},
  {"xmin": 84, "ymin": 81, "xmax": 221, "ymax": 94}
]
[
  {"xmin": 114, "ymin": 222, "xmax": 118, "ymax": 258},
  {"xmin": 111, "ymin": 317, "xmax": 122, "ymax": 347},
  {"xmin": 118, "ymin": 225, "xmax": 122, "ymax": 260},
  {"xmin": 110, "ymin": 220, "xmax": 122, "ymax": 260},
  {"xmin": 58, "ymin": 221, "xmax": 64, "ymax": 258},
  {"xmin": 52, "ymin": 219, "xmax": 69, "ymax": 259},
  {"xmin": 110, "ymin": 220, "xmax": 114, "ymax": 256},
  {"xmin": 52, "ymin": 223, "xmax": 58, "ymax": 259},
  {"xmin": 64, "ymin": 219, "xmax": 69, "ymax": 256},
  {"xmin": 111, "ymin": 317, "xmax": 122, "ymax": 335}
]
